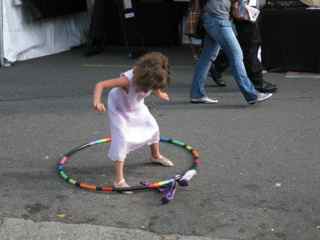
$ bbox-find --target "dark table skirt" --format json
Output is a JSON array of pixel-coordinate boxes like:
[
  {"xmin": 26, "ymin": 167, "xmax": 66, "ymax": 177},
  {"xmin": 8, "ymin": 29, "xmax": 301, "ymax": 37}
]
[{"xmin": 260, "ymin": 8, "xmax": 320, "ymax": 73}]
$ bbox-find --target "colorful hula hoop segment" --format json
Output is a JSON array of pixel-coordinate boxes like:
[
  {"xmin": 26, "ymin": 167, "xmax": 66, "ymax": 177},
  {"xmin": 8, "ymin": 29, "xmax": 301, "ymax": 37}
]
[{"xmin": 57, "ymin": 136, "xmax": 200, "ymax": 194}]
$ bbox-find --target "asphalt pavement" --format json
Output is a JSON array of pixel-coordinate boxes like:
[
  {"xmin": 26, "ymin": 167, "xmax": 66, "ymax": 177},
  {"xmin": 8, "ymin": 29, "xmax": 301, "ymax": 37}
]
[{"xmin": 0, "ymin": 46, "xmax": 320, "ymax": 240}]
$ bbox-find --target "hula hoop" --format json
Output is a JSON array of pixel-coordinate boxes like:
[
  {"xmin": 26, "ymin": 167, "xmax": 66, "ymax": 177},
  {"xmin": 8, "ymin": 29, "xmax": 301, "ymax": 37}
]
[{"xmin": 57, "ymin": 136, "xmax": 200, "ymax": 204}]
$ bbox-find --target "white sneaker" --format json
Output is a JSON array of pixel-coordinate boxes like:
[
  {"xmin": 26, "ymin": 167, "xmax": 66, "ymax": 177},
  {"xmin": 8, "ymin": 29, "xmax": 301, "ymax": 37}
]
[
  {"xmin": 151, "ymin": 155, "xmax": 174, "ymax": 167},
  {"xmin": 249, "ymin": 92, "xmax": 273, "ymax": 104},
  {"xmin": 190, "ymin": 96, "xmax": 218, "ymax": 104},
  {"xmin": 257, "ymin": 92, "xmax": 273, "ymax": 102}
]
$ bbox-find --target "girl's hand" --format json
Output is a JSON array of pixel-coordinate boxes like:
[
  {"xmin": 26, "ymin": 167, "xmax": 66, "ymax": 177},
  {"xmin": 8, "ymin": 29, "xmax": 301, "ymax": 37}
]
[
  {"xmin": 92, "ymin": 76, "xmax": 129, "ymax": 113},
  {"xmin": 159, "ymin": 92, "xmax": 170, "ymax": 101},
  {"xmin": 93, "ymin": 102, "xmax": 106, "ymax": 112},
  {"xmin": 155, "ymin": 89, "xmax": 170, "ymax": 101}
]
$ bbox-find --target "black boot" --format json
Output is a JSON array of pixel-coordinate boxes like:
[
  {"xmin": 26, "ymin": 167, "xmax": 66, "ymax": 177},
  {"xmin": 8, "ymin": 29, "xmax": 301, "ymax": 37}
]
[
  {"xmin": 84, "ymin": 39, "xmax": 104, "ymax": 57},
  {"xmin": 254, "ymin": 80, "xmax": 277, "ymax": 93},
  {"xmin": 209, "ymin": 64, "xmax": 226, "ymax": 87}
]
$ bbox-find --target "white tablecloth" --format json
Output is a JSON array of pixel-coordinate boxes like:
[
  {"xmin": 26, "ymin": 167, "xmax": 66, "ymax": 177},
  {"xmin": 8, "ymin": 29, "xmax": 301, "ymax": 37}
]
[{"xmin": 2, "ymin": 0, "xmax": 88, "ymax": 63}]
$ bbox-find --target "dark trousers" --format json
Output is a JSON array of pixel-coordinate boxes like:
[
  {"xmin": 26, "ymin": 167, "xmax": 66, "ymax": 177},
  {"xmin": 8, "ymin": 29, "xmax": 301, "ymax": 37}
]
[
  {"xmin": 87, "ymin": 0, "xmax": 122, "ymax": 46},
  {"xmin": 213, "ymin": 20, "xmax": 264, "ymax": 86},
  {"xmin": 235, "ymin": 20, "xmax": 263, "ymax": 86},
  {"xmin": 87, "ymin": 0, "xmax": 143, "ymax": 51}
]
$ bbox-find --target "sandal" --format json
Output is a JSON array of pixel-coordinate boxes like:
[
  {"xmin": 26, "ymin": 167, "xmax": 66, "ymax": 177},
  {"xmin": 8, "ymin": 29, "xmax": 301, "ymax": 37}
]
[
  {"xmin": 151, "ymin": 155, "xmax": 174, "ymax": 167},
  {"xmin": 113, "ymin": 179, "xmax": 133, "ymax": 194}
]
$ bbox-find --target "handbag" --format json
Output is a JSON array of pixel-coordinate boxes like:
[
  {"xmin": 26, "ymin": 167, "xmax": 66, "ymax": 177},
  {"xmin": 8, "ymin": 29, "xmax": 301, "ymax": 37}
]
[
  {"xmin": 185, "ymin": 0, "xmax": 205, "ymax": 39},
  {"xmin": 232, "ymin": 0, "xmax": 260, "ymax": 22}
]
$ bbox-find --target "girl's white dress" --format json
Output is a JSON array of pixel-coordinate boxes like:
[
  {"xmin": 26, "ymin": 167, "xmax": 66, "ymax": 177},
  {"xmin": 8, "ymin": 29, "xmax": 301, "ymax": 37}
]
[{"xmin": 107, "ymin": 69, "xmax": 160, "ymax": 161}]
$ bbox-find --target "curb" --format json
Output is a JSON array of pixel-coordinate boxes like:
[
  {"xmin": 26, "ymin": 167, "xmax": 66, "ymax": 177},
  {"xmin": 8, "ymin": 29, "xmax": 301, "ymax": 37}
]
[{"xmin": 0, "ymin": 218, "xmax": 224, "ymax": 240}]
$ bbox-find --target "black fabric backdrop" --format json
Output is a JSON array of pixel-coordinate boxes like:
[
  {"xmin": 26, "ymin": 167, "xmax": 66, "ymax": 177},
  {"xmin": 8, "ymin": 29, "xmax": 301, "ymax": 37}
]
[
  {"xmin": 21, "ymin": 0, "xmax": 87, "ymax": 20},
  {"xmin": 260, "ymin": 8, "xmax": 320, "ymax": 73},
  {"xmin": 88, "ymin": 0, "xmax": 188, "ymax": 46}
]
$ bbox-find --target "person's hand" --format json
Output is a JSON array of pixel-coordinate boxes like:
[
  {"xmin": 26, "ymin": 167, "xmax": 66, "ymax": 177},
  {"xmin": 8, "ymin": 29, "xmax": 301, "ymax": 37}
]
[
  {"xmin": 93, "ymin": 101, "xmax": 106, "ymax": 112},
  {"xmin": 158, "ymin": 91, "xmax": 170, "ymax": 101}
]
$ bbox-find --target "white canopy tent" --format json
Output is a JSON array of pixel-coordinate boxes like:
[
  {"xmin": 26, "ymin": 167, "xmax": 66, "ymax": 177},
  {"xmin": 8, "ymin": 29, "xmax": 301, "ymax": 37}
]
[
  {"xmin": 0, "ymin": 0, "xmax": 89, "ymax": 66},
  {"xmin": 0, "ymin": 0, "xmax": 4, "ymax": 66}
]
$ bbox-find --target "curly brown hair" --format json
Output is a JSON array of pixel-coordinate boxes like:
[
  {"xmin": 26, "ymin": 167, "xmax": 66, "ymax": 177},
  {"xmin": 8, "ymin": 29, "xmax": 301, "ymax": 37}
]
[{"xmin": 133, "ymin": 52, "xmax": 171, "ymax": 92}]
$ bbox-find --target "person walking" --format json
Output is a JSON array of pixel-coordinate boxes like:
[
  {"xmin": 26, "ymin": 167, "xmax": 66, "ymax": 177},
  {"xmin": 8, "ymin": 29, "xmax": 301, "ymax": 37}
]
[
  {"xmin": 209, "ymin": 14, "xmax": 277, "ymax": 93},
  {"xmin": 190, "ymin": 0, "xmax": 272, "ymax": 104}
]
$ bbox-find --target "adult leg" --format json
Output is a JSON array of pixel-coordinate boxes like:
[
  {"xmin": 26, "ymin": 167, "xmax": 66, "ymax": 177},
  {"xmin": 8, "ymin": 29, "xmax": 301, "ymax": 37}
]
[
  {"xmin": 203, "ymin": 15, "xmax": 257, "ymax": 102},
  {"xmin": 209, "ymin": 50, "xmax": 228, "ymax": 86},
  {"xmin": 190, "ymin": 34, "xmax": 220, "ymax": 99},
  {"xmin": 85, "ymin": 0, "xmax": 108, "ymax": 56},
  {"xmin": 235, "ymin": 20, "xmax": 277, "ymax": 93},
  {"xmin": 85, "ymin": 0, "xmax": 123, "ymax": 56},
  {"xmin": 192, "ymin": 37, "xmax": 227, "ymax": 87}
]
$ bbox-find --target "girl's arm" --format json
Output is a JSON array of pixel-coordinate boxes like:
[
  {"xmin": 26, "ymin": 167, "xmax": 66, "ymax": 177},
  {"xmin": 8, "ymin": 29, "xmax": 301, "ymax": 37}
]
[
  {"xmin": 93, "ymin": 76, "xmax": 129, "ymax": 112},
  {"xmin": 153, "ymin": 89, "xmax": 170, "ymax": 101}
]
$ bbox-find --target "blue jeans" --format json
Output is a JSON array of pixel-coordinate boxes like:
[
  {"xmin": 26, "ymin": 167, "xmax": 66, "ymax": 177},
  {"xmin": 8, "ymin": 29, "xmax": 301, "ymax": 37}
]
[{"xmin": 190, "ymin": 14, "xmax": 257, "ymax": 103}]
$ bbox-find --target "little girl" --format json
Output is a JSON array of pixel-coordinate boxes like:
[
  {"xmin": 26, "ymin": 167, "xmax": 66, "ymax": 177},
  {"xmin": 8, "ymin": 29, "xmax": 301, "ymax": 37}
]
[{"xmin": 93, "ymin": 52, "xmax": 174, "ymax": 189}]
